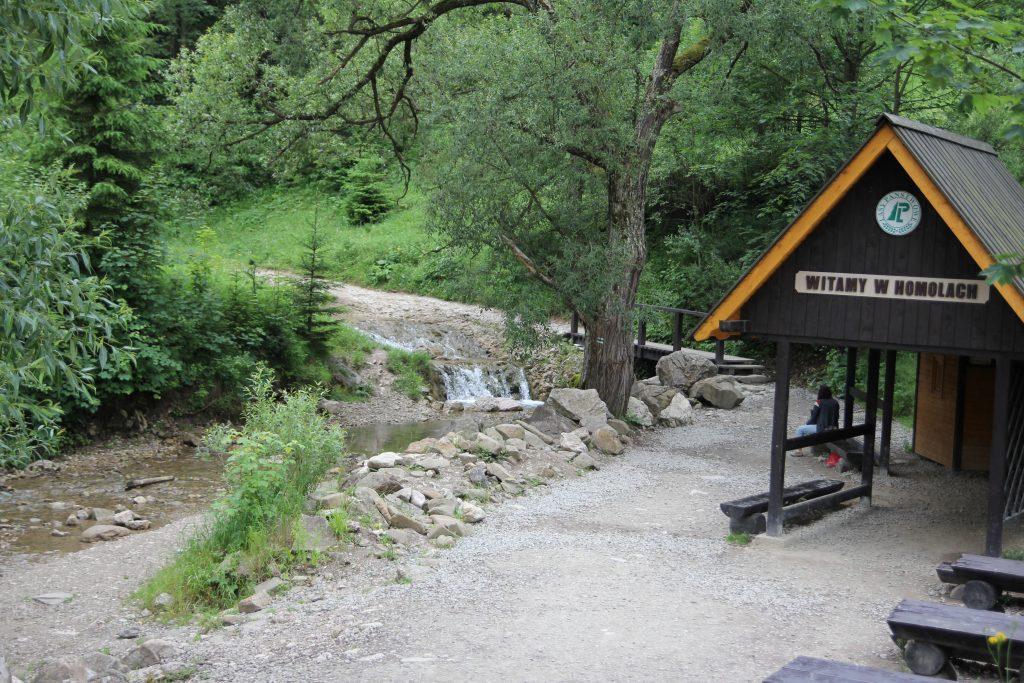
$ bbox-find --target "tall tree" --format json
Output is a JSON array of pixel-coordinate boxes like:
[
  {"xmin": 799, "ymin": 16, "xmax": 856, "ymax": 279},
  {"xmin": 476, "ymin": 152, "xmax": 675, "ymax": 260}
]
[
  {"xmin": 175, "ymin": 0, "xmax": 751, "ymax": 414},
  {"xmin": 49, "ymin": 5, "xmax": 164, "ymax": 307}
]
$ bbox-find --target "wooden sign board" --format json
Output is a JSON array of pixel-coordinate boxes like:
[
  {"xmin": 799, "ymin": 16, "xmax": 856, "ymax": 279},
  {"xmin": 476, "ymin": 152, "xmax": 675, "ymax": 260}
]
[{"xmin": 795, "ymin": 271, "xmax": 989, "ymax": 304}]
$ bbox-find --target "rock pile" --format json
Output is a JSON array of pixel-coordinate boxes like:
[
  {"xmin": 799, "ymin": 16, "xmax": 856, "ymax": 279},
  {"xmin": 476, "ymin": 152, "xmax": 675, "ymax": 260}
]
[{"xmin": 26, "ymin": 639, "xmax": 186, "ymax": 683}]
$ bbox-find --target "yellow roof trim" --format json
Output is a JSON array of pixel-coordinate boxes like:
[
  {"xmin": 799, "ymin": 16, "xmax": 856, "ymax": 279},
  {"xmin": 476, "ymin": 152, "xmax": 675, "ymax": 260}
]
[
  {"xmin": 886, "ymin": 136, "xmax": 1024, "ymax": 325},
  {"xmin": 694, "ymin": 125, "xmax": 896, "ymax": 341}
]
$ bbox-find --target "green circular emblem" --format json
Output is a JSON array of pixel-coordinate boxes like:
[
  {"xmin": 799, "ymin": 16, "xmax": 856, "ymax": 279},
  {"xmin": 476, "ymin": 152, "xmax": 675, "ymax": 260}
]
[{"xmin": 876, "ymin": 190, "xmax": 921, "ymax": 236}]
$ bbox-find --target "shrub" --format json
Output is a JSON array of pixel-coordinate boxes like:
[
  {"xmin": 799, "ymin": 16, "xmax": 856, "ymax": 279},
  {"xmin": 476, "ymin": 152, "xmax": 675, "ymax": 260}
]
[
  {"xmin": 344, "ymin": 156, "xmax": 391, "ymax": 225},
  {"xmin": 138, "ymin": 368, "xmax": 345, "ymax": 616},
  {"xmin": 385, "ymin": 349, "xmax": 432, "ymax": 400}
]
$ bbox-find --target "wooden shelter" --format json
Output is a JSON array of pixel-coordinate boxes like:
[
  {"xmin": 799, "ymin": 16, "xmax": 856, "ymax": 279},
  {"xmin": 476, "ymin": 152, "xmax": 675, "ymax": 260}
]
[{"xmin": 694, "ymin": 114, "xmax": 1024, "ymax": 555}]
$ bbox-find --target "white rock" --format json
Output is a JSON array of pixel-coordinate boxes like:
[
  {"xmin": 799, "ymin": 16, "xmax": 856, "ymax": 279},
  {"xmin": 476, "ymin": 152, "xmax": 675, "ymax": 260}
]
[
  {"xmin": 112, "ymin": 510, "xmax": 135, "ymax": 526},
  {"xmin": 657, "ymin": 393, "xmax": 695, "ymax": 427},
  {"xmin": 559, "ymin": 432, "xmax": 588, "ymax": 454},
  {"xmin": 459, "ymin": 501, "xmax": 486, "ymax": 523},
  {"xmin": 626, "ymin": 397, "xmax": 654, "ymax": 427},
  {"xmin": 367, "ymin": 452, "xmax": 404, "ymax": 470}
]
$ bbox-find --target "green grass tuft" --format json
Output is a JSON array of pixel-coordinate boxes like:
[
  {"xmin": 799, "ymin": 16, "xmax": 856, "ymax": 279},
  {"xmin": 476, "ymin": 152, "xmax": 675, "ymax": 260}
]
[
  {"xmin": 725, "ymin": 532, "xmax": 753, "ymax": 546},
  {"xmin": 385, "ymin": 348, "xmax": 432, "ymax": 400}
]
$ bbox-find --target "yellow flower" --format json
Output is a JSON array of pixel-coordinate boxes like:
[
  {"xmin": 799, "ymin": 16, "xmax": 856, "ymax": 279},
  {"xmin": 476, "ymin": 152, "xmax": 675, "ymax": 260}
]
[{"xmin": 989, "ymin": 631, "xmax": 1008, "ymax": 646}]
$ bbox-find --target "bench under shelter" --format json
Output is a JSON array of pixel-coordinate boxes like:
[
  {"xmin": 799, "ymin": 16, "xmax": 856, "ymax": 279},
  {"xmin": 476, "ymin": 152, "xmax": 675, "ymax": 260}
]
[{"xmin": 694, "ymin": 113, "xmax": 1024, "ymax": 555}]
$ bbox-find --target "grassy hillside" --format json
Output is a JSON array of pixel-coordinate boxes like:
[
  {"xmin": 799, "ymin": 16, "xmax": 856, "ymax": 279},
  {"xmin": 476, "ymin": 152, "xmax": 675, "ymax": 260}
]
[{"xmin": 166, "ymin": 185, "xmax": 430, "ymax": 283}]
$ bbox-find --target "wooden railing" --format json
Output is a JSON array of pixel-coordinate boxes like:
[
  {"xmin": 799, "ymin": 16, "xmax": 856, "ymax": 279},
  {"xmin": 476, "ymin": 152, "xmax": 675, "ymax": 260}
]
[{"xmin": 569, "ymin": 303, "xmax": 725, "ymax": 364}]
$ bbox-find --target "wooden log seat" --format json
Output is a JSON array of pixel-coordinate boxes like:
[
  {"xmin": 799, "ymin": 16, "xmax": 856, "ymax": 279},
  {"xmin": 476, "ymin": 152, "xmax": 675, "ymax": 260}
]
[
  {"xmin": 720, "ymin": 479, "xmax": 844, "ymax": 534},
  {"xmin": 937, "ymin": 553, "xmax": 1024, "ymax": 610},
  {"xmin": 763, "ymin": 656, "xmax": 936, "ymax": 682},
  {"xmin": 887, "ymin": 599, "xmax": 1024, "ymax": 675}
]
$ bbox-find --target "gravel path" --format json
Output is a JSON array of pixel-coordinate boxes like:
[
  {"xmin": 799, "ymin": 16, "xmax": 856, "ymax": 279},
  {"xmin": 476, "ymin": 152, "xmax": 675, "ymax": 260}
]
[{"xmin": 4, "ymin": 385, "xmax": 1022, "ymax": 681}]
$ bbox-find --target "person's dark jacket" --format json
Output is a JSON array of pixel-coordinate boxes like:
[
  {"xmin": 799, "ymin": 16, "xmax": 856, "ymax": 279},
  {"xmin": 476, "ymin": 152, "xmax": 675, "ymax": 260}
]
[{"xmin": 807, "ymin": 397, "xmax": 840, "ymax": 432}]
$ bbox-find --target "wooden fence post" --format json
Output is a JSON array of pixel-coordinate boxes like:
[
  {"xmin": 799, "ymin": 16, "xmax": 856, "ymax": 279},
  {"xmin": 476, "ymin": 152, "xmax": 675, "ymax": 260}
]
[{"xmin": 768, "ymin": 339, "xmax": 792, "ymax": 537}]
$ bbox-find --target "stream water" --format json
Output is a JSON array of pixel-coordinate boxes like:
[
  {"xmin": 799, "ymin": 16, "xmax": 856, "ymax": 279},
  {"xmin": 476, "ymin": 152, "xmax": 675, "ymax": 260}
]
[{"xmin": 0, "ymin": 321, "xmax": 533, "ymax": 561}]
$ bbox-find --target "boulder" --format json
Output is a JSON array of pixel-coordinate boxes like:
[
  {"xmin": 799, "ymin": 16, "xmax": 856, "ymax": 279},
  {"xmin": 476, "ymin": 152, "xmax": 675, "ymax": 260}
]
[
  {"xmin": 427, "ymin": 515, "xmax": 468, "ymax": 538},
  {"xmin": 354, "ymin": 469, "xmax": 403, "ymax": 495},
  {"xmin": 327, "ymin": 356, "xmax": 362, "ymax": 391},
  {"xmin": 366, "ymin": 452, "xmax": 404, "ymax": 470},
  {"xmin": 80, "ymin": 524, "xmax": 129, "ymax": 543},
  {"xmin": 81, "ymin": 652, "xmax": 126, "ymax": 679},
  {"xmin": 485, "ymin": 462, "xmax": 515, "ymax": 482},
  {"xmin": 353, "ymin": 487, "xmax": 392, "ymax": 525},
  {"xmin": 625, "ymin": 397, "xmax": 654, "ymax": 427},
  {"xmin": 89, "ymin": 508, "xmax": 115, "ymax": 524},
  {"xmin": 124, "ymin": 519, "xmax": 150, "ymax": 531},
  {"xmin": 472, "ymin": 397, "xmax": 500, "ymax": 412},
  {"xmin": 558, "ymin": 432, "xmax": 588, "ymax": 455},
  {"xmin": 468, "ymin": 465, "xmax": 489, "ymax": 485},
  {"xmin": 0, "ymin": 650, "xmax": 8, "ymax": 683},
  {"xmin": 318, "ymin": 399, "xmax": 345, "ymax": 416},
  {"xmin": 410, "ymin": 455, "xmax": 448, "ymax": 473},
  {"xmin": 152, "ymin": 592, "xmax": 174, "ymax": 611},
  {"xmin": 657, "ymin": 393, "xmax": 695, "ymax": 427},
  {"xmin": 405, "ymin": 438, "xmax": 437, "ymax": 454},
  {"xmin": 526, "ymin": 404, "xmax": 577, "ymax": 436},
  {"xmin": 522, "ymin": 431, "xmax": 547, "ymax": 449},
  {"xmin": 254, "ymin": 577, "xmax": 286, "ymax": 595},
  {"xmin": 112, "ymin": 510, "xmax": 134, "ymax": 526},
  {"xmin": 545, "ymin": 388, "xmax": 609, "ymax": 430},
  {"xmin": 427, "ymin": 440, "xmax": 459, "ymax": 458},
  {"xmin": 591, "ymin": 426, "xmax": 624, "ymax": 455},
  {"xmin": 459, "ymin": 501, "xmax": 486, "ymax": 523},
  {"xmin": 30, "ymin": 657, "xmax": 89, "ymax": 683},
  {"xmin": 690, "ymin": 375, "xmax": 745, "ymax": 409},
  {"xmin": 474, "ymin": 434, "xmax": 503, "ymax": 456},
  {"xmin": 425, "ymin": 499, "xmax": 459, "ymax": 518},
  {"xmin": 495, "ymin": 398, "xmax": 521, "ymax": 412},
  {"xmin": 571, "ymin": 453, "xmax": 599, "ymax": 470},
  {"xmin": 494, "ymin": 424, "xmax": 525, "ymax": 441},
  {"xmin": 655, "ymin": 350, "xmax": 717, "ymax": 390},
  {"xmin": 389, "ymin": 513, "xmax": 429, "ymax": 536},
  {"xmin": 238, "ymin": 592, "xmax": 272, "ymax": 614},
  {"xmin": 120, "ymin": 640, "xmax": 177, "ymax": 671},
  {"xmin": 396, "ymin": 488, "xmax": 427, "ymax": 510},
  {"xmin": 630, "ymin": 383, "xmax": 679, "ymax": 415},
  {"xmin": 293, "ymin": 515, "xmax": 336, "ymax": 552},
  {"xmin": 317, "ymin": 492, "xmax": 347, "ymax": 510}
]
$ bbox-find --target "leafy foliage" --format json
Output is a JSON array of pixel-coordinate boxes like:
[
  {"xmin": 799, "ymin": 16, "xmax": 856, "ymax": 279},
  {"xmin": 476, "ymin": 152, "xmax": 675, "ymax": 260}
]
[
  {"xmin": 344, "ymin": 155, "xmax": 391, "ymax": 225},
  {"xmin": 138, "ymin": 368, "xmax": 345, "ymax": 616},
  {"xmin": 0, "ymin": 162, "xmax": 129, "ymax": 464}
]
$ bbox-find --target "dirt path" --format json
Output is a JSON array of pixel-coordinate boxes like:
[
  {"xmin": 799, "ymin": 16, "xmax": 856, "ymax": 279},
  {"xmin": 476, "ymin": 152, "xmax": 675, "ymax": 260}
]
[{"xmin": 6, "ymin": 385, "xmax": 1019, "ymax": 681}]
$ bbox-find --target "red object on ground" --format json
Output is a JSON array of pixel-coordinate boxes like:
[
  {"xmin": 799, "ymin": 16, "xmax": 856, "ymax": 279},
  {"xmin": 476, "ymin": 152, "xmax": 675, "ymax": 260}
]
[{"xmin": 825, "ymin": 452, "xmax": 841, "ymax": 468}]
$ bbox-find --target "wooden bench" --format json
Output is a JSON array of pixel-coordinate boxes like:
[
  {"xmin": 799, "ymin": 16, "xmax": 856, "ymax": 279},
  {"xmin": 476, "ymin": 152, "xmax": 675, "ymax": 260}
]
[
  {"xmin": 720, "ymin": 479, "xmax": 844, "ymax": 534},
  {"xmin": 937, "ymin": 553, "xmax": 1024, "ymax": 610},
  {"xmin": 763, "ymin": 656, "xmax": 936, "ymax": 681},
  {"xmin": 888, "ymin": 599, "xmax": 1024, "ymax": 675},
  {"xmin": 826, "ymin": 437, "xmax": 866, "ymax": 471}
]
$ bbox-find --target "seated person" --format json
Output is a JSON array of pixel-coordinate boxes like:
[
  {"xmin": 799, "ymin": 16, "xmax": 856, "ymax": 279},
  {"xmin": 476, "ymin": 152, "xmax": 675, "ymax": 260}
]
[{"xmin": 793, "ymin": 385, "xmax": 840, "ymax": 455}]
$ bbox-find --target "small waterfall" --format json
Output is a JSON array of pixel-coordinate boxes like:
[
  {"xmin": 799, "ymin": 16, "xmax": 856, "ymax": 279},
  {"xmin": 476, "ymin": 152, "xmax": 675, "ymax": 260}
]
[
  {"xmin": 353, "ymin": 323, "xmax": 539, "ymax": 406},
  {"xmin": 438, "ymin": 364, "xmax": 535, "ymax": 403}
]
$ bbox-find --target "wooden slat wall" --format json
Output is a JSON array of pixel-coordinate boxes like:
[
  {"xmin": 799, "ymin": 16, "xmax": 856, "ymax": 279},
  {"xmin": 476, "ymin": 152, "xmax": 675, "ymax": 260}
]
[
  {"xmin": 961, "ymin": 362, "xmax": 995, "ymax": 471},
  {"xmin": 742, "ymin": 153, "xmax": 1024, "ymax": 355},
  {"xmin": 915, "ymin": 354, "xmax": 958, "ymax": 467}
]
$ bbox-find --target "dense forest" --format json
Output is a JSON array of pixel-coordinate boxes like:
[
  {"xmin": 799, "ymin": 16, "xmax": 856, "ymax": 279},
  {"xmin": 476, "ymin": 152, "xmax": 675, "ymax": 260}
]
[{"xmin": 3, "ymin": 0, "xmax": 1023, "ymax": 464}]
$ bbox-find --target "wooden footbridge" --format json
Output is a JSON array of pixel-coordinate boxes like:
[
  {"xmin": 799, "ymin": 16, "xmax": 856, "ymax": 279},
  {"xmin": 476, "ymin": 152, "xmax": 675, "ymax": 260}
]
[{"xmin": 565, "ymin": 304, "xmax": 763, "ymax": 375}]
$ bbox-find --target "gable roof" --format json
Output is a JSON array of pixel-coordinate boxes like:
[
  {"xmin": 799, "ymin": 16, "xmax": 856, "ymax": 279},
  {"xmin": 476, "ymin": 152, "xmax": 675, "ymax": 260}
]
[{"xmin": 693, "ymin": 114, "xmax": 1024, "ymax": 341}]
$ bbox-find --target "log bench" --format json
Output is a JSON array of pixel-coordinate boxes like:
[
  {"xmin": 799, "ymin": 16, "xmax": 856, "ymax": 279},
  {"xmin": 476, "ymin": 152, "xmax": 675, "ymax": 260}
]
[
  {"xmin": 825, "ymin": 437, "xmax": 866, "ymax": 471},
  {"xmin": 720, "ymin": 479, "xmax": 844, "ymax": 534},
  {"xmin": 887, "ymin": 599, "xmax": 1024, "ymax": 676},
  {"xmin": 763, "ymin": 656, "xmax": 936, "ymax": 682},
  {"xmin": 937, "ymin": 553, "xmax": 1024, "ymax": 610}
]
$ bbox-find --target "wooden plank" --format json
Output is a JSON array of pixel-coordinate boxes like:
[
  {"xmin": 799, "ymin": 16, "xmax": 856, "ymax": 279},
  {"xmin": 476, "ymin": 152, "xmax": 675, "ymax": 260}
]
[
  {"xmin": 940, "ymin": 553, "xmax": 1024, "ymax": 593},
  {"xmin": 888, "ymin": 599, "xmax": 1024, "ymax": 668},
  {"xmin": 720, "ymin": 479, "xmax": 844, "ymax": 518},
  {"xmin": 763, "ymin": 656, "xmax": 935, "ymax": 682},
  {"xmin": 785, "ymin": 424, "xmax": 868, "ymax": 452},
  {"xmin": 862, "ymin": 349, "xmax": 881, "ymax": 500},
  {"xmin": 694, "ymin": 126, "xmax": 896, "ymax": 341},
  {"xmin": 782, "ymin": 485, "xmax": 868, "ymax": 522}
]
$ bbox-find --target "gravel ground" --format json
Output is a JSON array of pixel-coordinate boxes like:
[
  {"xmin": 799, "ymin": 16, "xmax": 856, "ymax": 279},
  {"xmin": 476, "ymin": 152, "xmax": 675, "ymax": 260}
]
[{"xmin": 5, "ymin": 384, "xmax": 1021, "ymax": 681}]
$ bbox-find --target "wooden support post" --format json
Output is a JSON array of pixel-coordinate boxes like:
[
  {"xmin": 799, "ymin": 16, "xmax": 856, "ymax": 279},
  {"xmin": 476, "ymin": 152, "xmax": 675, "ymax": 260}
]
[
  {"xmin": 637, "ymin": 319, "xmax": 647, "ymax": 348},
  {"xmin": 952, "ymin": 356, "xmax": 969, "ymax": 473},
  {"xmin": 768, "ymin": 339, "xmax": 791, "ymax": 537},
  {"xmin": 986, "ymin": 356, "xmax": 1011, "ymax": 557},
  {"xmin": 860, "ymin": 349, "xmax": 881, "ymax": 503},
  {"xmin": 880, "ymin": 350, "xmax": 897, "ymax": 473},
  {"xmin": 570, "ymin": 311, "xmax": 579, "ymax": 336},
  {"xmin": 672, "ymin": 313, "xmax": 683, "ymax": 352},
  {"xmin": 715, "ymin": 340, "xmax": 725, "ymax": 366},
  {"xmin": 844, "ymin": 346, "xmax": 858, "ymax": 429}
]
